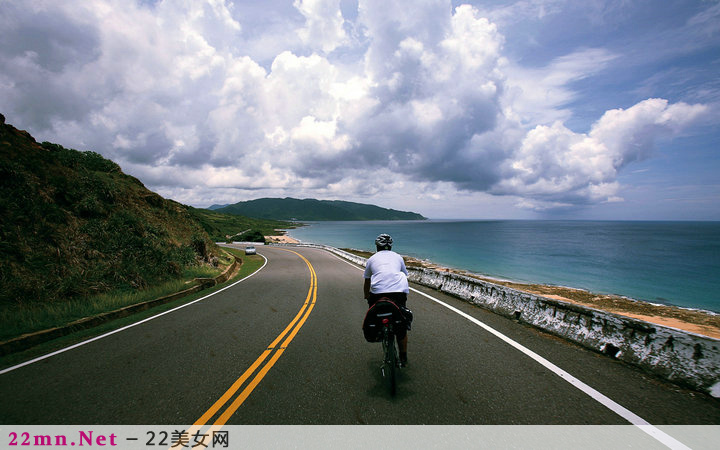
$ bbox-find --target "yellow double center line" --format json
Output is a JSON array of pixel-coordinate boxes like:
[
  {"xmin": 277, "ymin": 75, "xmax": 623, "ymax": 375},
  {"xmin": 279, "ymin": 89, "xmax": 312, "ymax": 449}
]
[{"xmin": 186, "ymin": 249, "xmax": 317, "ymax": 434}]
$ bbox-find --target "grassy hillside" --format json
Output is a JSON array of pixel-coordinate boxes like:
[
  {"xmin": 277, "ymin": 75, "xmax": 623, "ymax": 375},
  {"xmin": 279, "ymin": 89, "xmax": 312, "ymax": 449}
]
[
  {"xmin": 216, "ymin": 197, "xmax": 427, "ymax": 221},
  {"xmin": 0, "ymin": 116, "xmax": 222, "ymax": 306},
  {"xmin": 188, "ymin": 207, "xmax": 293, "ymax": 242}
]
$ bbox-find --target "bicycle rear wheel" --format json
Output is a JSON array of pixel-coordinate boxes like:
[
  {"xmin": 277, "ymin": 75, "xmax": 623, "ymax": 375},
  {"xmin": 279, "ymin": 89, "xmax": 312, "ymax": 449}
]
[{"xmin": 383, "ymin": 331, "xmax": 398, "ymax": 396}]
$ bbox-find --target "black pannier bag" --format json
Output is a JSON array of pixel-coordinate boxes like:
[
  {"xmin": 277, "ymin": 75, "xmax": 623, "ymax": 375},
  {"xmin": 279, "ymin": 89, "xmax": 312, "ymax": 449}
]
[
  {"xmin": 400, "ymin": 305, "xmax": 413, "ymax": 330},
  {"xmin": 362, "ymin": 298, "xmax": 412, "ymax": 342}
]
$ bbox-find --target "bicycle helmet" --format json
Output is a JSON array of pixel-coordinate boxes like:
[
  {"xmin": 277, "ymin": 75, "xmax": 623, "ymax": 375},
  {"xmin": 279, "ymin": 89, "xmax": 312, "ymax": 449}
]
[{"xmin": 375, "ymin": 234, "xmax": 393, "ymax": 249}]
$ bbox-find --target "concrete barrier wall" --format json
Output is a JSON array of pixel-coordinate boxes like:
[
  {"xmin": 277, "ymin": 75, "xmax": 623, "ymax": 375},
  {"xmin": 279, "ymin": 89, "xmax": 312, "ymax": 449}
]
[
  {"xmin": 408, "ymin": 267, "xmax": 720, "ymax": 398},
  {"xmin": 287, "ymin": 243, "xmax": 720, "ymax": 398}
]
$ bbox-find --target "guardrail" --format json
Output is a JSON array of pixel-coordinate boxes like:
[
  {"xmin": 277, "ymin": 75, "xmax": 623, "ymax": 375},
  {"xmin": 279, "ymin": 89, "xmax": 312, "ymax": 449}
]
[{"xmin": 0, "ymin": 255, "xmax": 241, "ymax": 356}]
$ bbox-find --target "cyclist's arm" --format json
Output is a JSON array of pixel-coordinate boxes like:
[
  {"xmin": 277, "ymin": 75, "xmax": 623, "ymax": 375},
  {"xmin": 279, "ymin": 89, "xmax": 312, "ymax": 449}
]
[
  {"xmin": 363, "ymin": 277, "xmax": 371, "ymax": 299},
  {"xmin": 400, "ymin": 257, "xmax": 408, "ymax": 276}
]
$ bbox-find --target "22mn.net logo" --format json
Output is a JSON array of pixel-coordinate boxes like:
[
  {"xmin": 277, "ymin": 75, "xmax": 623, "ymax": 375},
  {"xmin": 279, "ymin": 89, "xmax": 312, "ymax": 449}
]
[{"xmin": 9, "ymin": 430, "xmax": 117, "ymax": 447}]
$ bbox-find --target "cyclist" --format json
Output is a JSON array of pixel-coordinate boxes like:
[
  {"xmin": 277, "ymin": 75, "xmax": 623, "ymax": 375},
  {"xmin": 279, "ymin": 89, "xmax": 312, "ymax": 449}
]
[{"xmin": 363, "ymin": 234, "xmax": 409, "ymax": 367}]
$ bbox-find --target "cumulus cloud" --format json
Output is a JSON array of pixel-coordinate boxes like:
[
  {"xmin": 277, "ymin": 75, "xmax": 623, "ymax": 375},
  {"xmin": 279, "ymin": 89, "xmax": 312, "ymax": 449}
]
[
  {"xmin": 346, "ymin": 3, "xmax": 511, "ymax": 189},
  {"xmin": 494, "ymin": 99, "xmax": 708, "ymax": 206},
  {"xmin": 294, "ymin": 0, "xmax": 348, "ymax": 52},
  {"xmin": 0, "ymin": 0, "xmax": 711, "ymax": 213}
]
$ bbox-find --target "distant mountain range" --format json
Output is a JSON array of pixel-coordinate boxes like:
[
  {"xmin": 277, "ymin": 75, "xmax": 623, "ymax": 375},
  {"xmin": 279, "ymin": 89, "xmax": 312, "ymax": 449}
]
[{"xmin": 214, "ymin": 197, "xmax": 427, "ymax": 221}]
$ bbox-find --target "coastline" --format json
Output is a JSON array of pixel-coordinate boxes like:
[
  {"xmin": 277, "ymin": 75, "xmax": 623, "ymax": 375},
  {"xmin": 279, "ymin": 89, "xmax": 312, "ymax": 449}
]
[
  {"xmin": 394, "ymin": 252, "xmax": 719, "ymax": 340},
  {"xmin": 272, "ymin": 234, "xmax": 720, "ymax": 396},
  {"xmin": 275, "ymin": 231, "xmax": 719, "ymax": 340},
  {"xmin": 282, "ymin": 219, "xmax": 720, "ymax": 315}
]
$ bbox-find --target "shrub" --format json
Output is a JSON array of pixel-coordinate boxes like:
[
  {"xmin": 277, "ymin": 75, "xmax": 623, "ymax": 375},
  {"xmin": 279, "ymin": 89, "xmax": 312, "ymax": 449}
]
[{"xmin": 239, "ymin": 229, "xmax": 266, "ymax": 243}]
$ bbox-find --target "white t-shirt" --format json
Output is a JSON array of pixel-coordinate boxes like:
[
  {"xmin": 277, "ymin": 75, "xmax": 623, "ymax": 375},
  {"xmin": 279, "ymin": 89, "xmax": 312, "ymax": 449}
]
[{"xmin": 364, "ymin": 250, "xmax": 409, "ymax": 294}]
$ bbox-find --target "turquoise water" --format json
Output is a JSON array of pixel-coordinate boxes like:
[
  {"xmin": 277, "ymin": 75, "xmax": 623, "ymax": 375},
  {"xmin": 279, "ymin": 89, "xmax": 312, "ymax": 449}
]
[{"xmin": 288, "ymin": 220, "xmax": 720, "ymax": 313}]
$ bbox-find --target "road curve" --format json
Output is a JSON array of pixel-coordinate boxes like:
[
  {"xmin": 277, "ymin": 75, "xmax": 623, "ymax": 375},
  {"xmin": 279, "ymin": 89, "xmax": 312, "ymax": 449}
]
[{"xmin": 0, "ymin": 245, "xmax": 718, "ymax": 429}]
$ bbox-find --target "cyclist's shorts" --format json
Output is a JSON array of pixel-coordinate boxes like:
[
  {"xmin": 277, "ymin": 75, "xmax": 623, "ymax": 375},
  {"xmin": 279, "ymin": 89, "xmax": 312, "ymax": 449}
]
[{"xmin": 367, "ymin": 292, "xmax": 407, "ymax": 308}]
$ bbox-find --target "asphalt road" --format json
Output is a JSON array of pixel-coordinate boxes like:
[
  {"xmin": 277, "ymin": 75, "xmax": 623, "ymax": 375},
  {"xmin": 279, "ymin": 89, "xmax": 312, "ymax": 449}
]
[{"xmin": 1, "ymin": 245, "xmax": 719, "ymax": 431}]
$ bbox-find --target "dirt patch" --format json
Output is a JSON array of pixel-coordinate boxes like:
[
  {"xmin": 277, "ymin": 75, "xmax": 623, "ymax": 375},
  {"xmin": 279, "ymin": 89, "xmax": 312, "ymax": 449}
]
[
  {"xmin": 507, "ymin": 288, "xmax": 720, "ymax": 340},
  {"xmin": 266, "ymin": 235, "xmax": 300, "ymax": 244},
  {"xmin": 266, "ymin": 229, "xmax": 300, "ymax": 244}
]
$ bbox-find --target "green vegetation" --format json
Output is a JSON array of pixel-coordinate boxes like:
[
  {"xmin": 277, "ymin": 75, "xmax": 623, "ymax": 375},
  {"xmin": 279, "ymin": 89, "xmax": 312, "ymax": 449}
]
[
  {"xmin": 0, "ymin": 123, "xmax": 217, "ymax": 306},
  {"xmin": 188, "ymin": 207, "xmax": 292, "ymax": 242},
  {"xmin": 0, "ymin": 255, "xmax": 228, "ymax": 342},
  {"xmin": 215, "ymin": 197, "xmax": 427, "ymax": 221},
  {"xmin": 0, "ymin": 118, "xmax": 282, "ymax": 338},
  {"xmin": 236, "ymin": 229, "xmax": 266, "ymax": 243},
  {"xmin": 0, "ymin": 249, "xmax": 267, "ymax": 369}
]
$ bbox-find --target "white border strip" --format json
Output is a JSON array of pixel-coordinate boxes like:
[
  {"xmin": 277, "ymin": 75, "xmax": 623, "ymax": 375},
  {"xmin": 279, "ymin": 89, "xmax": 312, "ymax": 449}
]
[
  {"xmin": 325, "ymin": 250, "xmax": 689, "ymax": 450},
  {"xmin": 0, "ymin": 254, "xmax": 269, "ymax": 376}
]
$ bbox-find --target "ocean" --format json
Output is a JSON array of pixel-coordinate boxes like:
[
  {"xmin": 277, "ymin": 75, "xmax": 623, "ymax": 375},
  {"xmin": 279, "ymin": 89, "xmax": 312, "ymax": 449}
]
[{"xmin": 287, "ymin": 220, "xmax": 720, "ymax": 313}]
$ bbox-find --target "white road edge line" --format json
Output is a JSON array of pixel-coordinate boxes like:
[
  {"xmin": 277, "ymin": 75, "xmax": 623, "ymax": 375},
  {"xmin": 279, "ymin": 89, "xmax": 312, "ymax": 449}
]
[
  {"xmin": 327, "ymin": 250, "xmax": 689, "ymax": 450},
  {"xmin": 0, "ymin": 253, "xmax": 269, "ymax": 376}
]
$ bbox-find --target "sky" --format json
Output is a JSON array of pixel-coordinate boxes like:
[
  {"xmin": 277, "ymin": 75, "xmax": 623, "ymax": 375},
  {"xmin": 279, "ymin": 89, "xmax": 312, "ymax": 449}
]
[{"xmin": 1, "ymin": 0, "xmax": 719, "ymax": 220}]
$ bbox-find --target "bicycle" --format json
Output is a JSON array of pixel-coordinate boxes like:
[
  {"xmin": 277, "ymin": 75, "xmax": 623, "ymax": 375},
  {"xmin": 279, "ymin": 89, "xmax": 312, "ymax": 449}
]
[
  {"xmin": 363, "ymin": 298, "xmax": 411, "ymax": 396},
  {"xmin": 379, "ymin": 315, "xmax": 400, "ymax": 396}
]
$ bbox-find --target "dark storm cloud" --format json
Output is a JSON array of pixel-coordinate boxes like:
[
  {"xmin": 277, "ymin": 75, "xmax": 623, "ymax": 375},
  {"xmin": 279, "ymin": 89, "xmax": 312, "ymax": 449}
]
[{"xmin": 0, "ymin": 4, "xmax": 102, "ymax": 128}]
